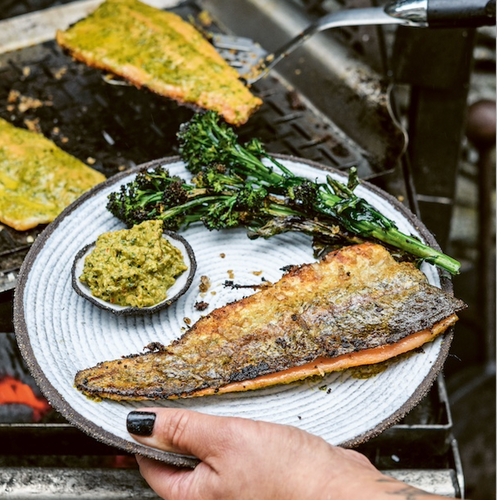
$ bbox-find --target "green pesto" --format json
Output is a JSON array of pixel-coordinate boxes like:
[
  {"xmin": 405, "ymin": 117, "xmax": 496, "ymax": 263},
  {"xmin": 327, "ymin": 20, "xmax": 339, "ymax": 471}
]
[{"xmin": 80, "ymin": 220, "xmax": 187, "ymax": 308}]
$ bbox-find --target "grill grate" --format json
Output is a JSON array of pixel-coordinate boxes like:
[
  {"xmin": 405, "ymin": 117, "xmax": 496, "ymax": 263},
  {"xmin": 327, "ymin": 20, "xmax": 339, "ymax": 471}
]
[{"xmin": 0, "ymin": 2, "xmax": 369, "ymax": 294}]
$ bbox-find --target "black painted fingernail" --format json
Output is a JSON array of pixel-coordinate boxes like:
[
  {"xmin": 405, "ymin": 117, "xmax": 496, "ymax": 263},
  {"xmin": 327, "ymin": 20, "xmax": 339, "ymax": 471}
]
[{"xmin": 127, "ymin": 411, "xmax": 156, "ymax": 436}]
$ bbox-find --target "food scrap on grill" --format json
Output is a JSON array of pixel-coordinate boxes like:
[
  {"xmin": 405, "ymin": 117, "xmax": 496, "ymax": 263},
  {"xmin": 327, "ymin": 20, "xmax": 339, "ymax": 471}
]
[
  {"xmin": 56, "ymin": 0, "xmax": 262, "ymax": 125},
  {"xmin": 75, "ymin": 243, "xmax": 466, "ymax": 401},
  {"xmin": 0, "ymin": 118, "xmax": 105, "ymax": 231}
]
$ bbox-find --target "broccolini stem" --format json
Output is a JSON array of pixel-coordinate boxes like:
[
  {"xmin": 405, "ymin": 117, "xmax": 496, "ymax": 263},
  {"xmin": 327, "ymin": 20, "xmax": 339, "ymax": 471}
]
[
  {"xmin": 314, "ymin": 185, "xmax": 461, "ymax": 274},
  {"xmin": 252, "ymin": 160, "xmax": 461, "ymax": 274},
  {"xmin": 344, "ymin": 217, "xmax": 460, "ymax": 274},
  {"xmin": 165, "ymin": 194, "xmax": 232, "ymax": 218},
  {"xmin": 226, "ymin": 146, "xmax": 285, "ymax": 187},
  {"xmin": 158, "ymin": 195, "xmax": 232, "ymax": 220},
  {"xmin": 266, "ymin": 188, "xmax": 460, "ymax": 273},
  {"xmin": 175, "ymin": 111, "xmax": 461, "ymax": 275}
]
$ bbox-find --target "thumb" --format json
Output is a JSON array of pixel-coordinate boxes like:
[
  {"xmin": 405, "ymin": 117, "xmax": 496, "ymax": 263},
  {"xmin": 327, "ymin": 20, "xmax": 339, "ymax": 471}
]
[{"xmin": 126, "ymin": 407, "xmax": 240, "ymax": 461}]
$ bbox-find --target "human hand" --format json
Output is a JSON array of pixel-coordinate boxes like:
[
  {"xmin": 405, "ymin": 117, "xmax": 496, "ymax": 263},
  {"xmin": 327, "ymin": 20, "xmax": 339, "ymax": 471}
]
[{"xmin": 127, "ymin": 408, "xmax": 449, "ymax": 500}]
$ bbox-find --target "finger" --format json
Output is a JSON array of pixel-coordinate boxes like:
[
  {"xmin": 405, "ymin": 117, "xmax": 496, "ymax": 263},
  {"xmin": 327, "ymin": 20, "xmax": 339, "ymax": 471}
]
[
  {"xmin": 135, "ymin": 454, "xmax": 194, "ymax": 499},
  {"xmin": 127, "ymin": 407, "xmax": 241, "ymax": 461}
]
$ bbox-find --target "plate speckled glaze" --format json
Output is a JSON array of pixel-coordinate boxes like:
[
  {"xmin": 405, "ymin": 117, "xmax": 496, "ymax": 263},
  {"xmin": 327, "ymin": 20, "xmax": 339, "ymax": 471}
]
[{"xmin": 14, "ymin": 155, "xmax": 454, "ymax": 467}]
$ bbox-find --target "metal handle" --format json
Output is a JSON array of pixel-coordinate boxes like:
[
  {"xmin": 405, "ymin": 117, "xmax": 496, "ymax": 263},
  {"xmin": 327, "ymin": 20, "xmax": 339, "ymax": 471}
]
[
  {"xmin": 427, "ymin": 0, "xmax": 496, "ymax": 27},
  {"xmin": 385, "ymin": 0, "xmax": 496, "ymax": 27}
]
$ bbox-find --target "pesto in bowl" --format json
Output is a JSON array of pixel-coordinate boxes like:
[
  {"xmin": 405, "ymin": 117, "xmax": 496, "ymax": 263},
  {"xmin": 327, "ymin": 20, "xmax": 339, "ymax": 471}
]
[{"xmin": 72, "ymin": 220, "xmax": 196, "ymax": 315}]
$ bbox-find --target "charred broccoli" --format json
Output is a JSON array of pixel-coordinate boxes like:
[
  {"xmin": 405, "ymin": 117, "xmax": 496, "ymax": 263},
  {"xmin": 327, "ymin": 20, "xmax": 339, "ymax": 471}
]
[
  {"xmin": 107, "ymin": 111, "xmax": 461, "ymax": 275},
  {"xmin": 106, "ymin": 163, "xmax": 299, "ymax": 233}
]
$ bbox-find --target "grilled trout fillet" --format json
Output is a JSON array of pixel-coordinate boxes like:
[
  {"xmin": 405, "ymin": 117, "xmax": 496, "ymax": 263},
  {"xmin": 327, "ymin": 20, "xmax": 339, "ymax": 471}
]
[
  {"xmin": 56, "ymin": 0, "xmax": 262, "ymax": 126},
  {"xmin": 0, "ymin": 118, "xmax": 105, "ymax": 231},
  {"xmin": 75, "ymin": 243, "xmax": 466, "ymax": 400}
]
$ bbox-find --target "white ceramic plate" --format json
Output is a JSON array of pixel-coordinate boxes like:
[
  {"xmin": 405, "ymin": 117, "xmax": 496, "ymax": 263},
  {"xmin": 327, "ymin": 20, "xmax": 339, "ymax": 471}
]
[{"xmin": 14, "ymin": 155, "xmax": 453, "ymax": 467}]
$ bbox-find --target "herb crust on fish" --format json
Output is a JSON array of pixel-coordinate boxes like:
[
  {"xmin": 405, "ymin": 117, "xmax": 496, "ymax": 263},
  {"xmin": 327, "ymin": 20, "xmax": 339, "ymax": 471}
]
[
  {"xmin": 0, "ymin": 118, "xmax": 105, "ymax": 231},
  {"xmin": 75, "ymin": 243, "xmax": 466, "ymax": 400},
  {"xmin": 56, "ymin": 0, "xmax": 262, "ymax": 125}
]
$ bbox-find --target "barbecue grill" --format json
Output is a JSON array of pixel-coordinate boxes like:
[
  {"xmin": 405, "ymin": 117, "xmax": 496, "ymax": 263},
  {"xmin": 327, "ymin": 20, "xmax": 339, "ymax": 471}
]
[{"xmin": 0, "ymin": 0, "xmax": 494, "ymax": 498}]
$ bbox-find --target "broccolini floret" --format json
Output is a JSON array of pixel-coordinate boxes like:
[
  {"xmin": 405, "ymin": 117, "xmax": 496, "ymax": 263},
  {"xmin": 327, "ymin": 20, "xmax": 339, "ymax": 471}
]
[{"xmin": 107, "ymin": 111, "xmax": 461, "ymax": 275}]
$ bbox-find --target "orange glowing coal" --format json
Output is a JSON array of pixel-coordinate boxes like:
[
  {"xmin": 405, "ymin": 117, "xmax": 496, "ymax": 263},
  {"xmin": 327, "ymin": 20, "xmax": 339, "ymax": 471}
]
[{"xmin": 0, "ymin": 375, "xmax": 51, "ymax": 421}]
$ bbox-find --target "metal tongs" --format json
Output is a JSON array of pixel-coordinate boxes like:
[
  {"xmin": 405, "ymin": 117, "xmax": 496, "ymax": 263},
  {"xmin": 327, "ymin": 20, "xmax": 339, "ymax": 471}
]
[{"xmin": 212, "ymin": 0, "xmax": 496, "ymax": 84}]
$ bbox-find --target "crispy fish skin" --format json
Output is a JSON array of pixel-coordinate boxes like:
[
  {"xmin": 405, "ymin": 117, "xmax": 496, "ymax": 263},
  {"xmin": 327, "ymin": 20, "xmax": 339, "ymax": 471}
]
[
  {"xmin": 56, "ymin": 0, "xmax": 262, "ymax": 125},
  {"xmin": 75, "ymin": 243, "xmax": 466, "ymax": 400}
]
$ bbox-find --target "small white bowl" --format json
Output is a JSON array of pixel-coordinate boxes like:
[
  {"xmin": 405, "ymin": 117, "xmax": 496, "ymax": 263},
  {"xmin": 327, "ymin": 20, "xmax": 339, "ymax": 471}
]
[{"xmin": 71, "ymin": 230, "xmax": 196, "ymax": 316}]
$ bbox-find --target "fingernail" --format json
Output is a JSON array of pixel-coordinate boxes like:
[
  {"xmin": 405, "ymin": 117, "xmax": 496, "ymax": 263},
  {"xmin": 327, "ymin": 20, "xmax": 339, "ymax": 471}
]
[{"xmin": 127, "ymin": 411, "xmax": 156, "ymax": 436}]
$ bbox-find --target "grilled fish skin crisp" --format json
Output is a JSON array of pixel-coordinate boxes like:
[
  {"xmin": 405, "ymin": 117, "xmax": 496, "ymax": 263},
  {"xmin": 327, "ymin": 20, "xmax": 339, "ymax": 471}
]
[{"xmin": 75, "ymin": 243, "xmax": 466, "ymax": 401}]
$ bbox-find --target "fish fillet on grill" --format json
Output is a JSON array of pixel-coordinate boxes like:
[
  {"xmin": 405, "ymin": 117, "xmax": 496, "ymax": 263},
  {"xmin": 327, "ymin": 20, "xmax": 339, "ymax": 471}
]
[
  {"xmin": 0, "ymin": 118, "xmax": 105, "ymax": 231},
  {"xmin": 56, "ymin": 0, "xmax": 262, "ymax": 126},
  {"xmin": 75, "ymin": 243, "xmax": 466, "ymax": 400}
]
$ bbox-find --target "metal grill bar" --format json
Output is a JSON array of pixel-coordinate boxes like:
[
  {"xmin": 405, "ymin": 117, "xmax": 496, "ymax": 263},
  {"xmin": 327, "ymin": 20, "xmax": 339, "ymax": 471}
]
[
  {"xmin": 0, "ymin": 468, "xmax": 161, "ymax": 499},
  {"xmin": 0, "ymin": 465, "xmax": 460, "ymax": 499}
]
